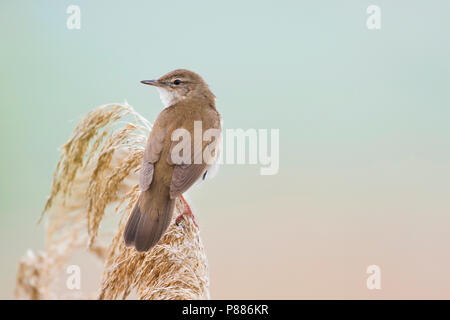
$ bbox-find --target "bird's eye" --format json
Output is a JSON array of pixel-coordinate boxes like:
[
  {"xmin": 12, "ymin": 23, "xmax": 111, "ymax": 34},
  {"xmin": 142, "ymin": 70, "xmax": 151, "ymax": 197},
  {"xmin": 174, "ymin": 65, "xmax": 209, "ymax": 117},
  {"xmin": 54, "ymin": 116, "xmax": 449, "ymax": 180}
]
[{"xmin": 173, "ymin": 79, "xmax": 181, "ymax": 85}]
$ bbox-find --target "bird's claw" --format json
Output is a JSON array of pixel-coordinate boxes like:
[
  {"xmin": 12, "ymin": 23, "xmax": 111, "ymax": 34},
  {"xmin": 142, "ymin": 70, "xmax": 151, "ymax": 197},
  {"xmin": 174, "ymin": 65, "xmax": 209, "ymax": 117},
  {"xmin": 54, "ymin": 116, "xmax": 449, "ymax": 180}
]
[{"xmin": 176, "ymin": 194, "xmax": 198, "ymax": 228}]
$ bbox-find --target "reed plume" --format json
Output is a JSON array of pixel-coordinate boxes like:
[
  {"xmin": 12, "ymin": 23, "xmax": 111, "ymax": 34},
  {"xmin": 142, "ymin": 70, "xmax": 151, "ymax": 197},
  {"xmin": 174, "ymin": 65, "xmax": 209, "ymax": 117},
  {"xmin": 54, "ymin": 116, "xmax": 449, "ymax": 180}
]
[{"xmin": 15, "ymin": 103, "xmax": 210, "ymax": 300}]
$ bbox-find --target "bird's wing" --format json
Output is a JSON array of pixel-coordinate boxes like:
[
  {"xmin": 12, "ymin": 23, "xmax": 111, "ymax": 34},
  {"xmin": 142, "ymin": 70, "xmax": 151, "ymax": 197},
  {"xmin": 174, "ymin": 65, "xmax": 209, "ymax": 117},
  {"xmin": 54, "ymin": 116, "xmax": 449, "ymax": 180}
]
[
  {"xmin": 170, "ymin": 162, "xmax": 209, "ymax": 198},
  {"xmin": 168, "ymin": 115, "xmax": 221, "ymax": 199},
  {"xmin": 138, "ymin": 161, "xmax": 154, "ymax": 191},
  {"xmin": 139, "ymin": 111, "xmax": 169, "ymax": 191}
]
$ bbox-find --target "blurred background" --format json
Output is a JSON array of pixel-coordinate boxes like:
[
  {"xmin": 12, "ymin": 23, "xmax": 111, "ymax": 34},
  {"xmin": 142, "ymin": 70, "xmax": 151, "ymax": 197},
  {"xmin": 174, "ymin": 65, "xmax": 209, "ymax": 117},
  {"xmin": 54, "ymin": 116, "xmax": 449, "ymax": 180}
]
[{"xmin": 1, "ymin": 0, "xmax": 450, "ymax": 299}]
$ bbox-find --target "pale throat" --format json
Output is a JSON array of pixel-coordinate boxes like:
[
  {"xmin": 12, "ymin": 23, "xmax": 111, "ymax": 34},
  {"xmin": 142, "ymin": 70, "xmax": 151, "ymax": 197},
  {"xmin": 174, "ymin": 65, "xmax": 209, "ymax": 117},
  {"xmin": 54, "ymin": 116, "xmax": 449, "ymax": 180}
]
[{"xmin": 156, "ymin": 88, "xmax": 183, "ymax": 107}]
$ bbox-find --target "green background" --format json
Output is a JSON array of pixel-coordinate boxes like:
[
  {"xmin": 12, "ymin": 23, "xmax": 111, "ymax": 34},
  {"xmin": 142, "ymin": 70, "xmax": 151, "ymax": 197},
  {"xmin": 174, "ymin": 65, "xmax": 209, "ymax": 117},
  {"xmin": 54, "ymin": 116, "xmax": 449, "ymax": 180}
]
[{"xmin": 1, "ymin": 0, "xmax": 450, "ymax": 298}]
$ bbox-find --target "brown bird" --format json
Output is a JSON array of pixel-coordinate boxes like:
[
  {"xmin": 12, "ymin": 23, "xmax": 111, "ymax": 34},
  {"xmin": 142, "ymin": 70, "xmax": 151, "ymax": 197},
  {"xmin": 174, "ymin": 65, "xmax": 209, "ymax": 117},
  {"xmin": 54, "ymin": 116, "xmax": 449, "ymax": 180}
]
[{"xmin": 124, "ymin": 69, "xmax": 221, "ymax": 252}]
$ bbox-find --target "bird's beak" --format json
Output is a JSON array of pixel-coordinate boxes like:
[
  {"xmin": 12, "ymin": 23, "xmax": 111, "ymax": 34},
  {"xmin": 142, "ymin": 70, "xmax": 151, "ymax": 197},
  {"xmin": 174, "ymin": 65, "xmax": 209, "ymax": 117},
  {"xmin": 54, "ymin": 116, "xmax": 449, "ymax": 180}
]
[{"xmin": 141, "ymin": 80, "xmax": 162, "ymax": 87}]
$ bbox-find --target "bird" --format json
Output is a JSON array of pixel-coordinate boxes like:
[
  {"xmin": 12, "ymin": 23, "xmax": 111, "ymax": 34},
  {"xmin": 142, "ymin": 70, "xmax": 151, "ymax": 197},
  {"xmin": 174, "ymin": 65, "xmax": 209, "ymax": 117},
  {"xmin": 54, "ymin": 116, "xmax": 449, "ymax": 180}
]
[{"xmin": 124, "ymin": 69, "xmax": 221, "ymax": 252}]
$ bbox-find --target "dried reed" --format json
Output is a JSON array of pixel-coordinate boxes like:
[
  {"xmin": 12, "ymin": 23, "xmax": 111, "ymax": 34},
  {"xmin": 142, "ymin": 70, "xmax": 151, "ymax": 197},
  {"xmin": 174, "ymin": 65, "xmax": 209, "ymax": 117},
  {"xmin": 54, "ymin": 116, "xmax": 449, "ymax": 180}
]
[{"xmin": 15, "ymin": 103, "xmax": 210, "ymax": 300}]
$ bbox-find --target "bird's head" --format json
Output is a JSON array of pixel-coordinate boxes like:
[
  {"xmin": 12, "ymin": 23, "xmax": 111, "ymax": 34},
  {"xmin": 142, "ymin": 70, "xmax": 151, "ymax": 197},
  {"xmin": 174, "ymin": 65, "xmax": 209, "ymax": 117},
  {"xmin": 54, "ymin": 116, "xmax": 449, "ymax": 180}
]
[{"xmin": 141, "ymin": 69, "xmax": 215, "ymax": 107}]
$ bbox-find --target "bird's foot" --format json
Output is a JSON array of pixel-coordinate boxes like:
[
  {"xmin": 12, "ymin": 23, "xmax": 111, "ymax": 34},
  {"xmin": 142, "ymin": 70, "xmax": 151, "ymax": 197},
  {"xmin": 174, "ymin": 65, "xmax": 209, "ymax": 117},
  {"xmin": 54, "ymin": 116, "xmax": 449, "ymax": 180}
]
[{"xmin": 176, "ymin": 194, "xmax": 198, "ymax": 228}]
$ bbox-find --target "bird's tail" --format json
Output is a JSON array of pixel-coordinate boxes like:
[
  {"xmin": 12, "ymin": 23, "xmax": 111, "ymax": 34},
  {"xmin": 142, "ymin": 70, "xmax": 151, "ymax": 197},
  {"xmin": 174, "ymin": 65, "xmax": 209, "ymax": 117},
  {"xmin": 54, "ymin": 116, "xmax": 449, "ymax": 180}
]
[{"xmin": 124, "ymin": 189, "xmax": 175, "ymax": 252}]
